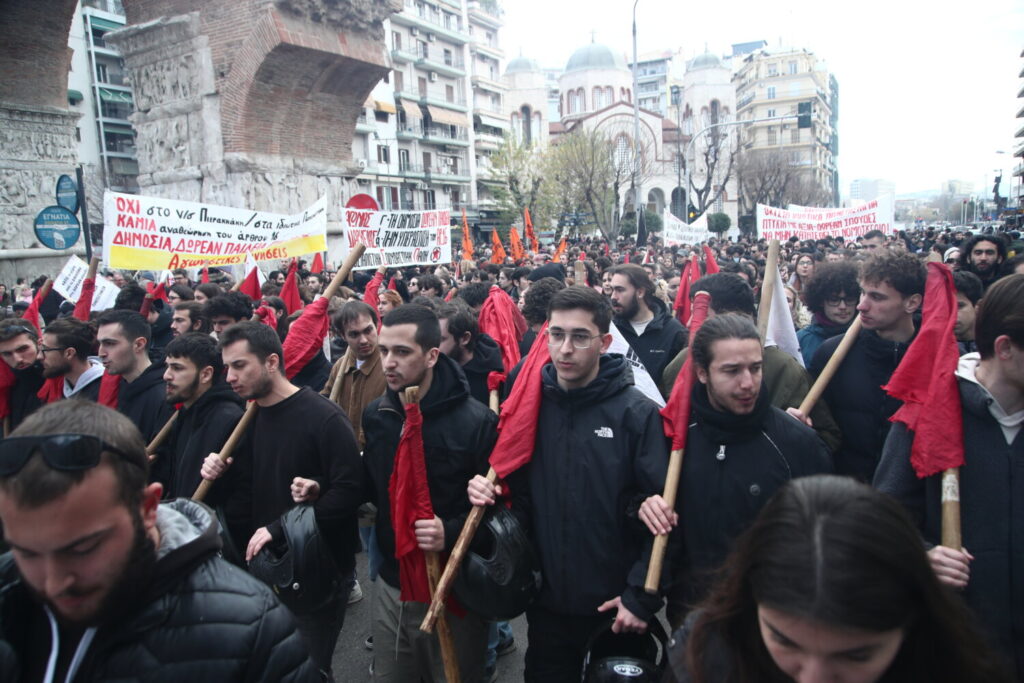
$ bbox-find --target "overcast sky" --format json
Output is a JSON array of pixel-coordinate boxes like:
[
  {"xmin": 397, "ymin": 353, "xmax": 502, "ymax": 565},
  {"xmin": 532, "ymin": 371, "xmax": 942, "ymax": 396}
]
[{"xmin": 499, "ymin": 0, "xmax": 1023, "ymax": 199}]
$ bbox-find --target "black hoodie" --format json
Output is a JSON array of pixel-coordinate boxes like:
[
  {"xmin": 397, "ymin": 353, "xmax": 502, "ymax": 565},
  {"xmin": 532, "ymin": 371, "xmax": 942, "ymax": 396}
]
[
  {"xmin": 613, "ymin": 296, "xmax": 687, "ymax": 383},
  {"xmin": 460, "ymin": 332, "xmax": 505, "ymax": 405},
  {"xmin": 152, "ymin": 378, "xmax": 244, "ymax": 501},
  {"xmin": 116, "ymin": 361, "xmax": 173, "ymax": 444},
  {"xmin": 361, "ymin": 354, "xmax": 498, "ymax": 590},
  {"xmin": 7, "ymin": 363, "xmax": 44, "ymax": 432}
]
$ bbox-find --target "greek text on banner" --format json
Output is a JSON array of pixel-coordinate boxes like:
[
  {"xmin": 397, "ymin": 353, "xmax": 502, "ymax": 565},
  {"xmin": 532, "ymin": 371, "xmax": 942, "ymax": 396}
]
[
  {"xmin": 102, "ymin": 191, "xmax": 327, "ymax": 270},
  {"xmin": 757, "ymin": 196, "xmax": 894, "ymax": 241},
  {"xmin": 337, "ymin": 208, "xmax": 452, "ymax": 269}
]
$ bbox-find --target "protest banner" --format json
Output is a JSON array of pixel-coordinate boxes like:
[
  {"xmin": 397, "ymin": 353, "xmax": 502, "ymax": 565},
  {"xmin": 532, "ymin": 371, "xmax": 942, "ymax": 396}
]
[
  {"xmin": 758, "ymin": 195, "xmax": 894, "ymax": 241},
  {"xmin": 102, "ymin": 191, "xmax": 327, "ymax": 270},
  {"xmin": 662, "ymin": 211, "xmax": 710, "ymax": 247},
  {"xmin": 52, "ymin": 255, "xmax": 119, "ymax": 311},
  {"xmin": 608, "ymin": 324, "xmax": 665, "ymax": 408},
  {"xmin": 334, "ymin": 207, "xmax": 452, "ymax": 269}
]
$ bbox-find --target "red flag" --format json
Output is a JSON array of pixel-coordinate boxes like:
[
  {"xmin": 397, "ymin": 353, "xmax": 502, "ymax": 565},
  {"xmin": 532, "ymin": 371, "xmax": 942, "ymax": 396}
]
[
  {"xmin": 0, "ymin": 362, "xmax": 14, "ymax": 420},
  {"xmin": 444, "ymin": 287, "xmax": 457, "ymax": 302},
  {"xmin": 509, "ymin": 226, "xmax": 526, "ymax": 262},
  {"xmin": 145, "ymin": 282, "xmax": 169, "ymax": 302},
  {"xmin": 73, "ymin": 276, "xmax": 96, "ymax": 321},
  {"xmin": 98, "ymin": 372, "xmax": 120, "ymax": 409},
  {"xmin": 524, "ymin": 207, "xmax": 539, "ymax": 253},
  {"xmin": 489, "ymin": 322, "xmax": 551, "ymax": 478},
  {"xmin": 624, "ymin": 252, "xmax": 630, "ymax": 264},
  {"xmin": 201, "ymin": 266, "xmax": 210, "ymax": 284},
  {"xmin": 702, "ymin": 245, "xmax": 720, "ymax": 274},
  {"xmin": 21, "ymin": 280, "xmax": 52, "ymax": 336},
  {"xmin": 462, "ymin": 209, "xmax": 474, "ymax": 261},
  {"xmin": 491, "ymin": 230, "xmax": 507, "ymax": 264},
  {"xmin": 362, "ymin": 269, "xmax": 385, "ymax": 315},
  {"xmin": 578, "ymin": 251, "xmax": 587, "ymax": 262},
  {"xmin": 280, "ymin": 259, "xmax": 303, "ymax": 314},
  {"xmin": 673, "ymin": 254, "xmax": 700, "ymax": 323},
  {"xmin": 311, "ymin": 252, "xmax": 325, "ymax": 274},
  {"xmin": 253, "ymin": 305, "xmax": 278, "ymax": 331},
  {"xmin": 387, "ymin": 277, "xmax": 398, "ymax": 291},
  {"xmin": 882, "ymin": 263, "xmax": 964, "ymax": 478},
  {"xmin": 478, "ymin": 286, "xmax": 522, "ymax": 374},
  {"xmin": 552, "ymin": 238, "xmax": 567, "ymax": 264},
  {"xmin": 388, "ymin": 399, "xmax": 436, "ymax": 603},
  {"xmin": 282, "ymin": 297, "xmax": 328, "ymax": 380},
  {"xmin": 660, "ymin": 292, "xmax": 711, "ymax": 448},
  {"xmin": 603, "ymin": 243, "xmax": 610, "ymax": 257}
]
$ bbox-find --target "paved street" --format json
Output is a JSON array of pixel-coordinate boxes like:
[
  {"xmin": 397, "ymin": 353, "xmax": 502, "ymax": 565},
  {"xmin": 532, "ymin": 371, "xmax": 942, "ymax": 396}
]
[{"xmin": 332, "ymin": 552, "xmax": 528, "ymax": 683}]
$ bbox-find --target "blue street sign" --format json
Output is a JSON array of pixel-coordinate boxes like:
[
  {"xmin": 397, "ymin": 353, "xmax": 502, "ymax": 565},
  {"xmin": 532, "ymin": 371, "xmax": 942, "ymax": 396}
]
[
  {"xmin": 34, "ymin": 205, "xmax": 81, "ymax": 250},
  {"xmin": 56, "ymin": 174, "xmax": 79, "ymax": 213}
]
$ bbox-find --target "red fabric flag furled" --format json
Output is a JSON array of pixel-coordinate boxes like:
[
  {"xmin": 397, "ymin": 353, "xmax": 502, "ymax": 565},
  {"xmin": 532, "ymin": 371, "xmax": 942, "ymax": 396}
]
[
  {"xmin": 882, "ymin": 263, "xmax": 965, "ymax": 478},
  {"xmin": 673, "ymin": 254, "xmax": 701, "ymax": 323},
  {"xmin": 552, "ymin": 238, "xmax": 567, "ymax": 264},
  {"xmin": 201, "ymin": 266, "xmax": 210, "ymax": 284},
  {"xmin": 283, "ymin": 297, "xmax": 329, "ymax": 380},
  {"xmin": 702, "ymin": 245, "xmax": 720, "ymax": 274},
  {"xmin": 311, "ymin": 252, "xmax": 325, "ymax": 274},
  {"xmin": 73, "ymin": 276, "xmax": 96, "ymax": 321},
  {"xmin": 238, "ymin": 262, "xmax": 263, "ymax": 300},
  {"xmin": 509, "ymin": 226, "xmax": 526, "ymax": 262},
  {"xmin": 478, "ymin": 285, "xmax": 522, "ymax": 374},
  {"xmin": 388, "ymin": 399, "xmax": 436, "ymax": 603},
  {"xmin": 362, "ymin": 269, "xmax": 386, "ymax": 317},
  {"xmin": 253, "ymin": 305, "xmax": 278, "ymax": 331},
  {"xmin": 524, "ymin": 207, "xmax": 539, "ymax": 253},
  {"xmin": 490, "ymin": 230, "xmax": 508, "ymax": 264},
  {"xmin": 98, "ymin": 372, "xmax": 121, "ymax": 409},
  {"xmin": 21, "ymin": 281, "xmax": 52, "ymax": 336},
  {"xmin": 0, "ymin": 362, "xmax": 15, "ymax": 420},
  {"xmin": 280, "ymin": 259, "xmax": 303, "ymax": 314},
  {"xmin": 660, "ymin": 291, "xmax": 711, "ymax": 449},
  {"xmin": 462, "ymin": 209, "xmax": 474, "ymax": 262},
  {"xmin": 145, "ymin": 281, "xmax": 169, "ymax": 302},
  {"xmin": 387, "ymin": 276, "xmax": 398, "ymax": 291},
  {"xmin": 489, "ymin": 322, "xmax": 551, "ymax": 479}
]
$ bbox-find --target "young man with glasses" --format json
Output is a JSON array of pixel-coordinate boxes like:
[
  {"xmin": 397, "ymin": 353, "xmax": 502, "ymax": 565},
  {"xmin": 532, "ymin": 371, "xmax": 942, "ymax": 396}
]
[
  {"xmin": 468, "ymin": 286, "xmax": 670, "ymax": 681},
  {"xmin": 0, "ymin": 319, "xmax": 45, "ymax": 432},
  {"xmin": 0, "ymin": 400, "xmax": 317, "ymax": 681},
  {"xmin": 38, "ymin": 318, "xmax": 104, "ymax": 402}
]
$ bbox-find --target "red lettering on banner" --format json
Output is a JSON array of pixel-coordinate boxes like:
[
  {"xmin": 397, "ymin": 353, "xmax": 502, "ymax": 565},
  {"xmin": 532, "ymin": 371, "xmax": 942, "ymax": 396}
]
[
  {"xmin": 116, "ymin": 197, "xmax": 140, "ymax": 214},
  {"xmin": 346, "ymin": 210, "xmax": 372, "ymax": 228}
]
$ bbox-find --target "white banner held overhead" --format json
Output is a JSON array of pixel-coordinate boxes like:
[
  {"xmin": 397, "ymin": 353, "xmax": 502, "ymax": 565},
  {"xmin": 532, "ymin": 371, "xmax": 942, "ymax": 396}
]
[
  {"xmin": 757, "ymin": 195, "xmax": 895, "ymax": 241},
  {"xmin": 337, "ymin": 207, "xmax": 452, "ymax": 269},
  {"xmin": 52, "ymin": 256, "xmax": 120, "ymax": 312},
  {"xmin": 662, "ymin": 211, "xmax": 710, "ymax": 247}
]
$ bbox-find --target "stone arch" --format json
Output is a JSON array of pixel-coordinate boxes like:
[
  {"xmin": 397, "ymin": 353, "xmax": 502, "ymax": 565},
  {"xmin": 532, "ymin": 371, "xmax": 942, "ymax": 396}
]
[
  {"xmin": 647, "ymin": 187, "xmax": 665, "ymax": 215},
  {"xmin": 0, "ymin": 0, "xmax": 79, "ymax": 109}
]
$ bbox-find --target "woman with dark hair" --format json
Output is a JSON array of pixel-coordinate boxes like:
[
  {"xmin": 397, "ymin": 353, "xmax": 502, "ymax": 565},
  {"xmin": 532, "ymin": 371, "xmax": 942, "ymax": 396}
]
[
  {"xmin": 787, "ymin": 251, "xmax": 818, "ymax": 297},
  {"xmin": 665, "ymin": 475, "xmax": 1009, "ymax": 683},
  {"xmin": 193, "ymin": 282, "xmax": 223, "ymax": 304},
  {"xmin": 796, "ymin": 260, "xmax": 861, "ymax": 366},
  {"xmin": 166, "ymin": 283, "xmax": 194, "ymax": 305},
  {"xmin": 261, "ymin": 295, "xmax": 290, "ymax": 342}
]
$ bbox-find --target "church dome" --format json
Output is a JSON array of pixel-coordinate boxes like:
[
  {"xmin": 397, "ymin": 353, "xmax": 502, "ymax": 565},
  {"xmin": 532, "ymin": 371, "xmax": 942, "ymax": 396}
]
[
  {"xmin": 688, "ymin": 51, "xmax": 724, "ymax": 71},
  {"xmin": 506, "ymin": 55, "xmax": 541, "ymax": 74},
  {"xmin": 565, "ymin": 42, "xmax": 628, "ymax": 73}
]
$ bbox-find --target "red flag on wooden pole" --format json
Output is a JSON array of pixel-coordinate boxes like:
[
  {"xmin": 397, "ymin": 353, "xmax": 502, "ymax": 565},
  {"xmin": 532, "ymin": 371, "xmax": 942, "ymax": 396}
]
[
  {"xmin": 524, "ymin": 207, "xmax": 539, "ymax": 253},
  {"xmin": 552, "ymin": 238, "xmax": 567, "ymax": 264},
  {"xmin": 311, "ymin": 252, "xmax": 325, "ymax": 274},
  {"xmin": 702, "ymin": 244, "xmax": 719, "ymax": 274},
  {"xmin": 490, "ymin": 230, "xmax": 507, "ymax": 264},
  {"xmin": 280, "ymin": 259, "xmax": 303, "ymax": 314},
  {"xmin": 462, "ymin": 209, "xmax": 474, "ymax": 261},
  {"xmin": 509, "ymin": 226, "xmax": 525, "ymax": 262}
]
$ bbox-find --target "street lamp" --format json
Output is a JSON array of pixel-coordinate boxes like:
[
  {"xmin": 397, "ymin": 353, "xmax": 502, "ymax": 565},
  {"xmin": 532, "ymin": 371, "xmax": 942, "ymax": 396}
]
[{"xmin": 631, "ymin": 0, "xmax": 644, "ymax": 244}]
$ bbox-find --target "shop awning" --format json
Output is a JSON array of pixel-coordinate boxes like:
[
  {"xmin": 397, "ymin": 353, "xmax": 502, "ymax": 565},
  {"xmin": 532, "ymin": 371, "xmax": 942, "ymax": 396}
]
[
  {"xmin": 476, "ymin": 112, "xmax": 510, "ymax": 130},
  {"xmin": 89, "ymin": 17, "xmax": 124, "ymax": 32},
  {"xmin": 103, "ymin": 123, "xmax": 134, "ymax": 136},
  {"xmin": 426, "ymin": 105, "xmax": 468, "ymax": 127},
  {"xmin": 374, "ymin": 100, "xmax": 397, "ymax": 114},
  {"xmin": 400, "ymin": 100, "xmax": 423, "ymax": 119},
  {"xmin": 68, "ymin": 89, "xmax": 84, "ymax": 104},
  {"xmin": 363, "ymin": 95, "xmax": 375, "ymax": 108},
  {"xmin": 98, "ymin": 88, "xmax": 132, "ymax": 104}
]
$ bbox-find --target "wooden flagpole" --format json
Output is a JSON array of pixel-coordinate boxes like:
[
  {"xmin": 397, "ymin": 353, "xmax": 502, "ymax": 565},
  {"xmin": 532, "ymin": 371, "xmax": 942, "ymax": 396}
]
[
  {"xmin": 146, "ymin": 410, "xmax": 179, "ymax": 461},
  {"xmin": 756, "ymin": 239, "xmax": 781, "ymax": 342}
]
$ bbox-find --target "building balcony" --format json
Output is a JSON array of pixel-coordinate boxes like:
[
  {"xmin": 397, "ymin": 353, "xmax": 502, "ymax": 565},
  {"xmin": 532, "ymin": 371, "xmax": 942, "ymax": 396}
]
[
  {"xmin": 425, "ymin": 166, "xmax": 471, "ymax": 184},
  {"xmin": 417, "ymin": 53, "xmax": 466, "ymax": 78},
  {"xmin": 423, "ymin": 125, "xmax": 470, "ymax": 146},
  {"xmin": 391, "ymin": 47, "xmax": 419, "ymax": 63},
  {"xmin": 420, "ymin": 91, "xmax": 468, "ymax": 111},
  {"xmin": 1014, "ymin": 163, "xmax": 1024, "ymax": 178},
  {"xmin": 392, "ymin": 5, "xmax": 471, "ymax": 45},
  {"xmin": 471, "ymin": 73, "xmax": 505, "ymax": 93},
  {"xmin": 395, "ymin": 122, "xmax": 423, "ymax": 139},
  {"xmin": 467, "ymin": 1, "xmax": 502, "ymax": 29},
  {"xmin": 474, "ymin": 131, "xmax": 503, "ymax": 149},
  {"xmin": 470, "ymin": 37, "xmax": 504, "ymax": 60}
]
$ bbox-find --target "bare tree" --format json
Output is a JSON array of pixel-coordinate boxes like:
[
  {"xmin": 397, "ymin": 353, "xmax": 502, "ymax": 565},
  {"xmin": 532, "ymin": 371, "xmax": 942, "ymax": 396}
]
[
  {"xmin": 487, "ymin": 136, "xmax": 550, "ymax": 227},
  {"xmin": 737, "ymin": 148, "xmax": 830, "ymax": 223},
  {"xmin": 685, "ymin": 110, "xmax": 739, "ymax": 218}
]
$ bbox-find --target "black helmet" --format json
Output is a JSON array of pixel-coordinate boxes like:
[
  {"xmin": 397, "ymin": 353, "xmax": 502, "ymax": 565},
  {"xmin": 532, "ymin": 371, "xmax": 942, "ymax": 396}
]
[
  {"xmin": 582, "ymin": 618, "xmax": 669, "ymax": 682},
  {"xmin": 452, "ymin": 505, "xmax": 541, "ymax": 621},
  {"xmin": 248, "ymin": 505, "xmax": 341, "ymax": 615}
]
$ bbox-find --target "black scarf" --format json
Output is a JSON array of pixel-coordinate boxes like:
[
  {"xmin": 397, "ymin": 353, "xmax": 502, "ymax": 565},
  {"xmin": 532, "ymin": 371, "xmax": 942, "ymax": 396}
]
[{"xmin": 690, "ymin": 379, "xmax": 771, "ymax": 444}]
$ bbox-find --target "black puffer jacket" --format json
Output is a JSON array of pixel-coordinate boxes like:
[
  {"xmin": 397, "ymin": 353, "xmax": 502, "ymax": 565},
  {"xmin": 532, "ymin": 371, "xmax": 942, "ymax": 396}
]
[
  {"xmin": 117, "ymin": 362, "xmax": 173, "ymax": 444},
  {"xmin": 0, "ymin": 499, "xmax": 317, "ymax": 682},
  {"xmin": 875, "ymin": 372, "xmax": 1024, "ymax": 678},
  {"xmin": 613, "ymin": 296, "xmax": 686, "ymax": 383},
  {"xmin": 809, "ymin": 327, "xmax": 913, "ymax": 481},
  {"xmin": 461, "ymin": 332, "xmax": 505, "ymax": 405},
  {"xmin": 669, "ymin": 383, "xmax": 832, "ymax": 618},
  {"xmin": 7, "ymin": 363, "xmax": 44, "ymax": 432},
  {"xmin": 519, "ymin": 354, "xmax": 669, "ymax": 622},
  {"xmin": 152, "ymin": 378, "xmax": 244, "ymax": 501},
  {"xmin": 362, "ymin": 354, "xmax": 498, "ymax": 590}
]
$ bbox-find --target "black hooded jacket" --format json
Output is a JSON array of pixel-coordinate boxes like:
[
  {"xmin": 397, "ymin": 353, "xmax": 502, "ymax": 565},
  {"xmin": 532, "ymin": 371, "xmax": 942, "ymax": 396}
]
[
  {"xmin": 116, "ymin": 361, "xmax": 173, "ymax": 444},
  {"xmin": 809, "ymin": 327, "xmax": 913, "ymax": 482},
  {"xmin": 0, "ymin": 499, "xmax": 316, "ymax": 682},
  {"xmin": 361, "ymin": 354, "xmax": 498, "ymax": 590},
  {"xmin": 7, "ymin": 363, "xmax": 44, "ymax": 432},
  {"xmin": 613, "ymin": 296, "xmax": 687, "ymax": 383},
  {"xmin": 149, "ymin": 304, "xmax": 174, "ymax": 362},
  {"xmin": 151, "ymin": 379, "xmax": 244, "ymax": 501},
  {"xmin": 512, "ymin": 354, "xmax": 670, "ymax": 622},
  {"xmin": 461, "ymin": 332, "xmax": 505, "ymax": 405}
]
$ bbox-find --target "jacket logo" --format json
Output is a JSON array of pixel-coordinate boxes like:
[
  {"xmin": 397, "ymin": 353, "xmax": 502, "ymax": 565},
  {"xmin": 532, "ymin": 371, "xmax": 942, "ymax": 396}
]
[{"xmin": 594, "ymin": 427, "xmax": 614, "ymax": 438}]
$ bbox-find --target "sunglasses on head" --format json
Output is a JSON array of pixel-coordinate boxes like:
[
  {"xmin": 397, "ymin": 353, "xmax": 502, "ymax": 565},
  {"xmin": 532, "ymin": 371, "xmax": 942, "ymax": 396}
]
[{"xmin": 0, "ymin": 434, "xmax": 131, "ymax": 478}]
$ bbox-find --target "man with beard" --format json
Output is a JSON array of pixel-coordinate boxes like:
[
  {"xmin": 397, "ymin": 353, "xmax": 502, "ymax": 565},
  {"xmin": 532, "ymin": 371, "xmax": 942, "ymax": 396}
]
[
  {"xmin": 321, "ymin": 301, "xmax": 386, "ymax": 449},
  {"xmin": 0, "ymin": 400, "xmax": 317, "ymax": 681},
  {"xmin": 468, "ymin": 287, "xmax": 669, "ymax": 681},
  {"xmin": 171, "ymin": 301, "xmax": 208, "ymax": 337},
  {"xmin": 638, "ymin": 314, "xmax": 832, "ymax": 628},
  {"xmin": 0, "ymin": 320, "xmax": 45, "ymax": 431},
  {"xmin": 151, "ymin": 333, "xmax": 243, "ymax": 502},
  {"xmin": 200, "ymin": 322, "xmax": 361, "ymax": 681},
  {"xmin": 608, "ymin": 263, "xmax": 686, "ymax": 382},
  {"xmin": 437, "ymin": 301, "xmax": 504, "ymax": 405},
  {"xmin": 95, "ymin": 309, "xmax": 173, "ymax": 443},
  {"xmin": 38, "ymin": 318, "xmax": 103, "ymax": 401},
  {"xmin": 957, "ymin": 233, "xmax": 1007, "ymax": 291},
  {"xmin": 362, "ymin": 305, "xmax": 496, "ymax": 681}
]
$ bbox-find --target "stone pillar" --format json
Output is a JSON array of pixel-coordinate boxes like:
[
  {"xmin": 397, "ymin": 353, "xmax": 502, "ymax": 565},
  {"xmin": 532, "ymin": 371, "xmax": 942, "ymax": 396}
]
[{"xmin": 109, "ymin": 0, "xmax": 399, "ymax": 247}]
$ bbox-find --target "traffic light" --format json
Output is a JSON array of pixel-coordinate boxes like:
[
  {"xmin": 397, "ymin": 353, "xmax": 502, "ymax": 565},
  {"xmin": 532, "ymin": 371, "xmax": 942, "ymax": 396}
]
[
  {"xmin": 687, "ymin": 204, "xmax": 697, "ymax": 220},
  {"xmin": 797, "ymin": 101, "xmax": 812, "ymax": 129}
]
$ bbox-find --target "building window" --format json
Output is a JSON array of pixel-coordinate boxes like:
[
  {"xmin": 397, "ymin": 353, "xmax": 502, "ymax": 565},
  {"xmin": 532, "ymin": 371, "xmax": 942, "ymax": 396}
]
[
  {"xmin": 392, "ymin": 31, "xmax": 402, "ymax": 51},
  {"xmin": 767, "ymin": 63, "xmax": 778, "ymax": 76},
  {"xmin": 398, "ymin": 148, "xmax": 410, "ymax": 171},
  {"xmin": 418, "ymin": 77, "xmax": 428, "ymax": 97},
  {"xmin": 394, "ymin": 71, "xmax": 404, "ymax": 92},
  {"xmin": 374, "ymin": 110, "xmax": 389, "ymax": 123},
  {"xmin": 766, "ymin": 108, "xmax": 776, "ymax": 118},
  {"xmin": 791, "ymin": 128, "xmax": 800, "ymax": 144},
  {"xmin": 767, "ymin": 127, "xmax": 777, "ymax": 145},
  {"xmin": 710, "ymin": 99, "xmax": 720, "ymax": 125},
  {"xmin": 444, "ymin": 48, "xmax": 453, "ymax": 66},
  {"xmin": 520, "ymin": 105, "xmax": 532, "ymax": 144},
  {"xmin": 418, "ymin": 40, "xmax": 428, "ymax": 58},
  {"xmin": 788, "ymin": 60, "xmax": 798, "ymax": 75},
  {"xmin": 767, "ymin": 86, "xmax": 776, "ymax": 100},
  {"xmin": 446, "ymin": 85, "xmax": 455, "ymax": 103},
  {"xmin": 614, "ymin": 134, "xmax": 631, "ymax": 171},
  {"xmin": 593, "ymin": 87, "xmax": 604, "ymax": 109},
  {"xmin": 377, "ymin": 145, "xmax": 391, "ymax": 164},
  {"xmin": 423, "ymin": 190, "xmax": 436, "ymax": 210}
]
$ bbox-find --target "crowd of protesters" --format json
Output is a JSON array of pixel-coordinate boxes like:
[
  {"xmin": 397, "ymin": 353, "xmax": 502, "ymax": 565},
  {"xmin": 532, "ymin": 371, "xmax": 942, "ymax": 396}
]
[{"xmin": 0, "ymin": 220, "xmax": 1021, "ymax": 683}]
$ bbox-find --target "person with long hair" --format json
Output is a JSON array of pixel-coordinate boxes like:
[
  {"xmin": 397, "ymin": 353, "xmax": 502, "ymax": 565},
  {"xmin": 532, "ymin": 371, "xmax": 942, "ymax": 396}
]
[
  {"xmin": 787, "ymin": 251, "xmax": 818, "ymax": 297},
  {"xmin": 664, "ymin": 475, "xmax": 1009, "ymax": 683},
  {"xmin": 796, "ymin": 261, "xmax": 860, "ymax": 366}
]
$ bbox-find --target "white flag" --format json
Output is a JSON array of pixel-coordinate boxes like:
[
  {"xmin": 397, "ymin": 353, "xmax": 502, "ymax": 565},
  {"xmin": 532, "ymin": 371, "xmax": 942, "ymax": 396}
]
[
  {"xmin": 608, "ymin": 324, "xmax": 666, "ymax": 407},
  {"xmin": 764, "ymin": 274, "xmax": 804, "ymax": 367}
]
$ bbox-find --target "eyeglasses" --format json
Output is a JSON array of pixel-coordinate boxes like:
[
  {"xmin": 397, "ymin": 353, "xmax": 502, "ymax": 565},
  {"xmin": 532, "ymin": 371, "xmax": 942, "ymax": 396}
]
[
  {"xmin": 39, "ymin": 345, "xmax": 66, "ymax": 354},
  {"xmin": 825, "ymin": 296, "xmax": 859, "ymax": 307},
  {"xmin": 546, "ymin": 329, "xmax": 602, "ymax": 349},
  {"xmin": 0, "ymin": 434, "xmax": 131, "ymax": 477}
]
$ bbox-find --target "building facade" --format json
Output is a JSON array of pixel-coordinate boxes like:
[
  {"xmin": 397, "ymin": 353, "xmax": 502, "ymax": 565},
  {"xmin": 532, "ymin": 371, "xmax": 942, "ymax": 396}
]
[
  {"xmin": 849, "ymin": 178, "xmax": 895, "ymax": 203},
  {"xmin": 734, "ymin": 47, "xmax": 838, "ymax": 207},
  {"xmin": 631, "ymin": 49, "xmax": 676, "ymax": 117}
]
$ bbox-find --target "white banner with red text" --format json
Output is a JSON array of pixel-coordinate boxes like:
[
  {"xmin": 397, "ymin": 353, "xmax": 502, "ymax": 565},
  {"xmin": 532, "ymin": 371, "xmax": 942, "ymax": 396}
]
[
  {"xmin": 334, "ymin": 207, "xmax": 452, "ymax": 269},
  {"xmin": 662, "ymin": 211, "xmax": 710, "ymax": 247},
  {"xmin": 758, "ymin": 195, "xmax": 894, "ymax": 241}
]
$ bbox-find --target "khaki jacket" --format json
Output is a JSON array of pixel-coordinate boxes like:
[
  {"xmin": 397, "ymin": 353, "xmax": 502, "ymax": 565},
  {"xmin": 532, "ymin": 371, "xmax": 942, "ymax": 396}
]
[{"xmin": 321, "ymin": 348, "xmax": 387, "ymax": 449}]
